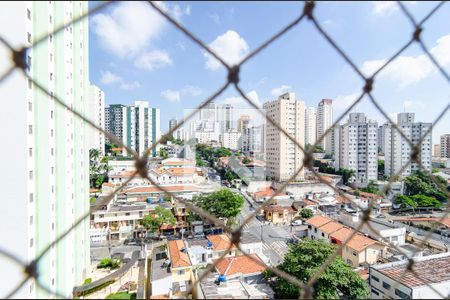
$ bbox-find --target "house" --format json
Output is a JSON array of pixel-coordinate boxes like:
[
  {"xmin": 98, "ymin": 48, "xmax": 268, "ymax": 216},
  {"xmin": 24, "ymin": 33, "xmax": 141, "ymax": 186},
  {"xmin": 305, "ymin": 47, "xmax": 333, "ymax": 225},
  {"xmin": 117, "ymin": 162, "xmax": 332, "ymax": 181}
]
[
  {"xmin": 207, "ymin": 234, "xmax": 238, "ymax": 259},
  {"xmin": 161, "ymin": 158, "xmax": 195, "ymax": 168},
  {"xmin": 108, "ymin": 170, "xmax": 150, "ymax": 186},
  {"xmin": 215, "ymin": 254, "xmax": 266, "ymax": 282},
  {"xmin": 264, "ymin": 205, "xmax": 297, "ymax": 225},
  {"xmin": 239, "ymin": 233, "xmax": 268, "ymax": 263},
  {"xmin": 292, "ymin": 199, "xmax": 318, "ymax": 214},
  {"xmin": 369, "ymin": 252, "xmax": 450, "ymax": 299},
  {"xmin": 168, "ymin": 240, "xmax": 194, "ymax": 295},
  {"xmin": 150, "ymin": 245, "xmax": 172, "ymax": 297},
  {"xmin": 306, "ymin": 215, "xmax": 386, "ymax": 267},
  {"xmin": 185, "ymin": 239, "xmax": 214, "ymax": 267},
  {"xmin": 252, "ymin": 188, "xmax": 276, "ymax": 203},
  {"xmin": 122, "ymin": 185, "xmax": 199, "ymax": 202}
]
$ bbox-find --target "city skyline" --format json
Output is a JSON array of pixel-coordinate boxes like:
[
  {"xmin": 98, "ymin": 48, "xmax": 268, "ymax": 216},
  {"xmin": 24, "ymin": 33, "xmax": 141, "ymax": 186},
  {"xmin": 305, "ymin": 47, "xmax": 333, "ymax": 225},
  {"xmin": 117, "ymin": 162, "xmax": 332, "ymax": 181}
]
[{"xmin": 88, "ymin": 1, "xmax": 450, "ymax": 144}]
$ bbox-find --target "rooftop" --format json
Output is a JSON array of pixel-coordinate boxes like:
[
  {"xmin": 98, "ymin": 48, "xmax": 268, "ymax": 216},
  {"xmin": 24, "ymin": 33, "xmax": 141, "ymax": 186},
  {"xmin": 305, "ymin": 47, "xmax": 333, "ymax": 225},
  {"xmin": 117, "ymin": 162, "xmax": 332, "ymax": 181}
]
[
  {"xmin": 207, "ymin": 234, "xmax": 237, "ymax": 251},
  {"xmin": 373, "ymin": 252, "xmax": 450, "ymax": 288},
  {"xmin": 168, "ymin": 240, "xmax": 192, "ymax": 268},
  {"xmin": 306, "ymin": 215, "xmax": 334, "ymax": 228},
  {"xmin": 265, "ymin": 205, "xmax": 296, "ymax": 213},
  {"xmin": 345, "ymin": 233, "xmax": 379, "ymax": 252},
  {"xmin": 319, "ymin": 221, "xmax": 344, "ymax": 235},
  {"xmin": 123, "ymin": 185, "xmax": 197, "ymax": 195},
  {"xmin": 151, "ymin": 247, "xmax": 171, "ymax": 281},
  {"xmin": 215, "ymin": 254, "xmax": 266, "ymax": 277}
]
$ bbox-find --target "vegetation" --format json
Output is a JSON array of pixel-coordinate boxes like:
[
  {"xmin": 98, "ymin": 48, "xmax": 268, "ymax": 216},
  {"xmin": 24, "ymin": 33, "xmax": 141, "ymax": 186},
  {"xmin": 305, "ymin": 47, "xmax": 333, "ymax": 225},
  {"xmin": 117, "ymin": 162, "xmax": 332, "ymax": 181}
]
[
  {"xmin": 89, "ymin": 149, "xmax": 112, "ymax": 189},
  {"xmin": 404, "ymin": 170, "xmax": 447, "ymax": 202},
  {"xmin": 394, "ymin": 194, "xmax": 442, "ymax": 209},
  {"xmin": 299, "ymin": 208, "xmax": 314, "ymax": 219},
  {"xmin": 242, "ymin": 157, "xmax": 251, "ymax": 164},
  {"xmin": 359, "ymin": 180, "xmax": 379, "ymax": 194},
  {"xmin": 83, "ymin": 278, "xmax": 92, "ymax": 285},
  {"xmin": 78, "ymin": 280, "xmax": 115, "ymax": 297},
  {"xmin": 377, "ymin": 160, "xmax": 386, "ymax": 180},
  {"xmin": 266, "ymin": 239, "xmax": 369, "ymax": 299},
  {"xmin": 196, "ymin": 144, "xmax": 232, "ymax": 165},
  {"xmin": 193, "ymin": 189, "xmax": 244, "ymax": 221},
  {"xmin": 305, "ymin": 143, "xmax": 325, "ymax": 153},
  {"xmin": 106, "ymin": 292, "xmax": 136, "ymax": 299},
  {"xmin": 159, "ymin": 148, "xmax": 168, "ymax": 159},
  {"xmin": 105, "ymin": 142, "xmax": 118, "ymax": 154},
  {"xmin": 142, "ymin": 206, "xmax": 177, "ymax": 234},
  {"xmin": 97, "ymin": 257, "xmax": 120, "ymax": 269},
  {"xmin": 313, "ymin": 161, "xmax": 355, "ymax": 185},
  {"xmin": 90, "ymin": 197, "xmax": 97, "ymax": 205}
]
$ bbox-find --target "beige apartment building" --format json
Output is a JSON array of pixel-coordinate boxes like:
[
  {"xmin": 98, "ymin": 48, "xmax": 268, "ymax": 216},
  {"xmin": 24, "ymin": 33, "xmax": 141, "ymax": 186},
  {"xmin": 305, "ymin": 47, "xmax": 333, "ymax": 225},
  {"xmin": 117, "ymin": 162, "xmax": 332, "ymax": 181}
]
[{"xmin": 264, "ymin": 92, "xmax": 305, "ymax": 181}]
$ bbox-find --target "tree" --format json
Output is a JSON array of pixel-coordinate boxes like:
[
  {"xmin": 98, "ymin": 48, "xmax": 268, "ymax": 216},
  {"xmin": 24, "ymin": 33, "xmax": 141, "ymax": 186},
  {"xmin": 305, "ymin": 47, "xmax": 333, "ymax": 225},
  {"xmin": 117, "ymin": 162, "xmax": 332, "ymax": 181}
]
[
  {"xmin": 359, "ymin": 180, "xmax": 379, "ymax": 194},
  {"xmin": 394, "ymin": 194, "xmax": 417, "ymax": 209},
  {"xmin": 404, "ymin": 170, "xmax": 447, "ymax": 202},
  {"xmin": 242, "ymin": 157, "xmax": 251, "ymax": 164},
  {"xmin": 142, "ymin": 206, "xmax": 176, "ymax": 234},
  {"xmin": 159, "ymin": 148, "xmax": 168, "ymax": 159},
  {"xmin": 337, "ymin": 168, "xmax": 355, "ymax": 185},
  {"xmin": 105, "ymin": 142, "xmax": 118, "ymax": 155},
  {"xmin": 377, "ymin": 160, "xmax": 385, "ymax": 179},
  {"xmin": 266, "ymin": 239, "xmax": 369, "ymax": 299},
  {"xmin": 89, "ymin": 149, "xmax": 111, "ymax": 188},
  {"xmin": 224, "ymin": 170, "xmax": 238, "ymax": 182},
  {"xmin": 215, "ymin": 147, "xmax": 232, "ymax": 158},
  {"xmin": 192, "ymin": 189, "xmax": 244, "ymax": 219},
  {"xmin": 299, "ymin": 208, "xmax": 313, "ymax": 219},
  {"xmin": 410, "ymin": 194, "xmax": 442, "ymax": 208}
]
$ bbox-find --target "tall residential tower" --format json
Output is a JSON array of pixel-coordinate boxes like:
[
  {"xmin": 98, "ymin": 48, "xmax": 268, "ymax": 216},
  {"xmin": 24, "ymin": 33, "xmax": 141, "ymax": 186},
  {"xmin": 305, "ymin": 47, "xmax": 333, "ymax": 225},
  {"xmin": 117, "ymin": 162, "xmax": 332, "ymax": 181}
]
[{"xmin": 316, "ymin": 99, "xmax": 333, "ymax": 154}]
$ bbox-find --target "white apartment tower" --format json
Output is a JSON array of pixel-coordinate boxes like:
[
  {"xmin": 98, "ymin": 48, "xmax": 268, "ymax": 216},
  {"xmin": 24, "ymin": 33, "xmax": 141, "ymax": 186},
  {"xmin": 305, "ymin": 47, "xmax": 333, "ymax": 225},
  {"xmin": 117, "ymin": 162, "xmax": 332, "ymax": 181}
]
[
  {"xmin": 221, "ymin": 129, "xmax": 241, "ymax": 150},
  {"xmin": 105, "ymin": 101, "xmax": 161, "ymax": 157},
  {"xmin": 222, "ymin": 104, "xmax": 233, "ymax": 132},
  {"xmin": 305, "ymin": 106, "xmax": 317, "ymax": 146},
  {"xmin": 440, "ymin": 134, "xmax": 450, "ymax": 158},
  {"xmin": 383, "ymin": 113, "xmax": 432, "ymax": 177},
  {"xmin": 317, "ymin": 99, "xmax": 333, "ymax": 154},
  {"xmin": 264, "ymin": 92, "xmax": 305, "ymax": 181},
  {"xmin": 0, "ymin": 2, "xmax": 90, "ymax": 298},
  {"xmin": 88, "ymin": 84, "xmax": 105, "ymax": 155},
  {"xmin": 335, "ymin": 113, "xmax": 378, "ymax": 183},
  {"xmin": 169, "ymin": 118, "xmax": 178, "ymax": 137}
]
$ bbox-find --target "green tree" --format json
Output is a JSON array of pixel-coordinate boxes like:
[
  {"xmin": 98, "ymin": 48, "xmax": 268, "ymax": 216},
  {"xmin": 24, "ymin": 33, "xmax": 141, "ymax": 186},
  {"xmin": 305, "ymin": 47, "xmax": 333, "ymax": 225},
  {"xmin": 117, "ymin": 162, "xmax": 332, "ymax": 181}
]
[
  {"xmin": 404, "ymin": 170, "xmax": 447, "ymax": 202},
  {"xmin": 299, "ymin": 208, "xmax": 313, "ymax": 219},
  {"xmin": 215, "ymin": 147, "xmax": 232, "ymax": 157},
  {"xmin": 196, "ymin": 158, "xmax": 206, "ymax": 167},
  {"xmin": 377, "ymin": 160, "xmax": 385, "ymax": 179},
  {"xmin": 410, "ymin": 194, "xmax": 442, "ymax": 208},
  {"xmin": 242, "ymin": 157, "xmax": 251, "ymax": 164},
  {"xmin": 105, "ymin": 142, "xmax": 118, "ymax": 155},
  {"xmin": 89, "ymin": 149, "xmax": 112, "ymax": 188},
  {"xmin": 360, "ymin": 180, "xmax": 379, "ymax": 194},
  {"xmin": 337, "ymin": 168, "xmax": 355, "ymax": 185},
  {"xmin": 267, "ymin": 239, "xmax": 369, "ymax": 299},
  {"xmin": 192, "ymin": 189, "xmax": 244, "ymax": 219},
  {"xmin": 394, "ymin": 195, "xmax": 417, "ymax": 209},
  {"xmin": 159, "ymin": 148, "xmax": 168, "ymax": 159},
  {"xmin": 142, "ymin": 206, "xmax": 176, "ymax": 234},
  {"xmin": 224, "ymin": 170, "xmax": 238, "ymax": 182}
]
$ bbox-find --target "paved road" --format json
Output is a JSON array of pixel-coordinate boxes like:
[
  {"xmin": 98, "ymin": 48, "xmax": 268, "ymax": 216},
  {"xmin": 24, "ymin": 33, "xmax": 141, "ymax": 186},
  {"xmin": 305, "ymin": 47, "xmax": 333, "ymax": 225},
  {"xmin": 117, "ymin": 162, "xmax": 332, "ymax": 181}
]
[{"xmin": 234, "ymin": 187, "xmax": 293, "ymax": 265}]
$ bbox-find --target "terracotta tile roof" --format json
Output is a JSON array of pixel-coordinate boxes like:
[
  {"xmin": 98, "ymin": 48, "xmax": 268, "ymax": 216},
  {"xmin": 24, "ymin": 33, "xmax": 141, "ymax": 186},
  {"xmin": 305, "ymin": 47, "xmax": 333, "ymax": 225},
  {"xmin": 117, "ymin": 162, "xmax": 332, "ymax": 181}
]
[
  {"xmin": 359, "ymin": 191, "xmax": 382, "ymax": 200},
  {"xmin": 335, "ymin": 195, "xmax": 350, "ymax": 204},
  {"xmin": 306, "ymin": 215, "xmax": 334, "ymax": 228},
  {"xmin": 345, "ymin": 233, "xmax": 378, "ymax": 252},
  {"xmin": 124, "ymin": 185, "xmax": 197, "ymax": 194},
  {"xmin": 254, "ymin": 188, "xmax": 275, "ymax": 197},
  {"xmin": 376, "ymin": 254, "xmax": 450, "ymax": 288},
  {"xmin": 109, "ymin": 171, "xmax": 137, "ymax": 178},
  {"xmin": 330, "ymin": 227, "xmax": 354, "ymax": 243},
  {"xmin": 162, "ymin": 159, "xmax": 194, "ymax": 166},
  {"xmin": 302, "ymin": 199, "xmax": 317, "ymax": 206},
  {"xmin": 168, "ymin": 240, "xmax": 191, "ymax": 268},
  {"xmin": 102, "ymin": 182, "xmax": 115, "ymax": 187},
  {"xmin": 318, "ymin": 221, "xmax": 344, "ymax": 235},
  {"xmin": 265, "ymin": 205, "xmax": 296, "ymax": 213},
  {"xmin": 207, "ymin": 234, "xmax": 237, "ymax": 251},
  {"xmin": 215, "ymin": 254, "xmax": 265, "ymax": 277},
  {"xmin": 167, "ymin": 167, "xmax": 196, "ymax": 176},
  {"xmin": 395, "ymin": 217, "xmax": 450, "ymax": 228}
]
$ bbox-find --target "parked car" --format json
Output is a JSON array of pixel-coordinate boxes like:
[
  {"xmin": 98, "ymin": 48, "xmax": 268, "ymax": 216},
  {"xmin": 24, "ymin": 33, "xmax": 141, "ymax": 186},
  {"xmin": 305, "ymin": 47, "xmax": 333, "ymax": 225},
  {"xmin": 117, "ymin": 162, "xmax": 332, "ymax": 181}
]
[
  {"xmin": 286, "ymin": 237, "xmax": 300, "ymax": 245},
  {"xmin": 291, "ymin": 220, "xmax": 303, "ymax": 226}
]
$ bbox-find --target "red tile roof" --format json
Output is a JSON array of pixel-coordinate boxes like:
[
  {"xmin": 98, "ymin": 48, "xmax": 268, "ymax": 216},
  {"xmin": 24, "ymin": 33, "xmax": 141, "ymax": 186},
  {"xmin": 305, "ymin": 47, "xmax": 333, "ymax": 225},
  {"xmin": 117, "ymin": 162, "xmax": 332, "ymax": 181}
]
[
  {"xmin": 254, "ymin": 188, "xmax": 275, "ymax": 197},
  {"xmin": 167, "ymin": 167, "xmax": 196, "ymax": 176},
  {"xmin": 319, "ymin": 221, "xmax": 344, "ymax": 235},
  {"xmin": 265, "ymin": 205, "xmax": 296, "ymax": 213},
  {"xmin": 124, "ymin": 185, "xmax": 197, "ymax": 194},
  {"xmin": 306, "ymin": 215, "xmax": 334, "ymax": 228},
  {"xmin": 207, "ymin": 234, "xmax": 237, "ymax": 251},
  {"xmin": 168, "ymin": 240, "xmax": 191, "ymax": 268},
  {"xmin": 215, "ymin": 254, "xmax": 265, "ymax": 277}
]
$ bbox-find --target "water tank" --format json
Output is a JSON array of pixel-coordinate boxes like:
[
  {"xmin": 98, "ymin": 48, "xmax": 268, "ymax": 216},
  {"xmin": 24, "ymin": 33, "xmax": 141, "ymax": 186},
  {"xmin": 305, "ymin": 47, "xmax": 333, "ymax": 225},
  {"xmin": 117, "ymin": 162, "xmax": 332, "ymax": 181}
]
[
  {"xmin": 146, "ymin": 198, "xmax": 153, "ymax": 204},
  {"xmin": 218, "ymin": 274, "xmax": 226, "ymax": 282}
]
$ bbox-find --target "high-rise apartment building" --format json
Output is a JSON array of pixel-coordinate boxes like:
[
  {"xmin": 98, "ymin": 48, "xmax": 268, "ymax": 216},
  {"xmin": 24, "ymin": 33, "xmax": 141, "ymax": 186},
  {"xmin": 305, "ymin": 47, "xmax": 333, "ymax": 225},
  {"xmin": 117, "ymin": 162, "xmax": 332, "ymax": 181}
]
[
  {"xmin": 221, "ymin": 129, "xmax": 241, "ymax": 150},
  {"xmin": 434, "ymin": 144, "xmax": 441, "ymax": 158},
  {"xmin": 105, "ymin": 101, "xmax": 161, "ymax": 157},
  {"xmin": 305, "ymin": 106, "xmax": 317, "ymax": 146},
  {"xmin": 334, "ymin": 113, "xmax": 378, "ymax": 183},
  {"xmin": 0, "ymin": 2, "xmax": 90, "ymax": 298},
  {"xmin": 88, "ymin": 84, "xmax": 105, "ymax": 155},
  {"xmin": 264, "ymin": 92, "xmax": 305, "ymax": 181},
  {"xmin": 249, "ymin": 125, "xmax": 265, "ymax": 155},
  {"xmin": 237, "ymin": 115, "xmax": 251, "ymax": 152},
  {"xmin": 317, "ymin": 99, "xmax": 333, "ymax": 154},
  {"xmin": 377, "ymin": 124, "xmax": 389, "ymax": 155},
  {"xmin": 222, "ymin": 104, "xmax": 233, "ymax": 132},
  {"xmin": 440, "ymin": 134, "xmax": 450, "ymax": 158},
  {"xmin": 169, "ymin": 118, "xmax": 178, "ymax": 138},
  {"xmin": 383, "ymin": 113, "xmax": 432, "ymax": 177}
]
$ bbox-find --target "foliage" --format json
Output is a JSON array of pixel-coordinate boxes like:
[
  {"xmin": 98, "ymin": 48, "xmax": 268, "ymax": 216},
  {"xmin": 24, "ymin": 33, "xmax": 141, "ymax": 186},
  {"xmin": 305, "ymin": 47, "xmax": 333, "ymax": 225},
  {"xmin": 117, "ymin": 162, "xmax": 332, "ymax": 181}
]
[
  {"xmin": 305, "ymin": 143, "xmax": 325, "ymax": 153},
  {"xmin": 432, "ymin": 168, "xmax": 439, "ymax": 174},
  {"xmin": 142, "ymin": 206, "xmax": 176, "ymax": 233},
  {"xmin": 106, "ymin": 292, "xmax": 137, "ymax": 299},
  {"xmin": 159, "ymin": 148, "xmax": 168, "ymax": 159},
  {"xmin": 97, "ymin": 257, "xmax": 120, "ymax": 269},
  {"xmin": 90, "ymin": 197, "xmax": 97, "ymax": 205},
  {"xmin": 337, "ymin": 168, "xmax": 355, "ymax": 185},
  {"xmin": 196, "ymin": 158, "xmax": 206, "ymax": 167},
  {"xmin": 299, "ymin": 208, "xmax": 314, "ymax": 219},
  {"xmin": 404, "ymin": 170, "xmax": 447, "ymax": 202},
  {"xmin": 394, "ymin": 195, "xmax": 417, "ymax": 209},
  {"xmin": 78, "ymin": 280, "xmax": 115, "ymax": 297},
  {"xmin": 186, "ymin": 211, "xmax": 202, "ymax": 224},
  {"xmin": 359, "ymin": 180, "xmax": 379, "ymax": 194},
  {"xmin": 313, "ymin": 161, "xmax": 355, "ymax": 185},
  {"xmin": 83, "ymin": 278, "xmax": 92, "ymax": 285},
  {"xmin": 89, "ymin": 149, "xmax": 112, "ymax": 189},
  {"xmin": 105, "ymin": 142, "xmax": 118, "ymax": 155},
  {"xmin": 267, "ymin": 239, "xmax": 369, "ymax": 299},
  {"xmin": 394, "ymin": 194, "xmax": 442, "ymax": 209},
  {"xmin": 242, "ymin": 157, "xmax": 251, "ymax": 164},
  {"xmin": 377, "ymin": 160, "xmax": 385, "ymax": 179},
  {"xmin": 323, "ymin": 153, "xmax": 333, "ymax": 159},
  {"xmin": 193, "ymin": 189, "xmax": 244, "ymax": 219},
  {"xmin": 225, "ymin": 170, "xmax": 238, "ymax": 182}
]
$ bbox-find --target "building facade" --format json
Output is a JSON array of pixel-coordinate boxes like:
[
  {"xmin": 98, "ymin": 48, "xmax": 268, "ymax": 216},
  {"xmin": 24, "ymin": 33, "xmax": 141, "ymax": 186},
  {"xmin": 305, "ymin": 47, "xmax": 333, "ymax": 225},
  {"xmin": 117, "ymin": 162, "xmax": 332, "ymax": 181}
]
[
  {"xmin": 335, "ymin": 113, "xmax": 378, "ymax": 183},
  {"xmin": 305, "ymin": 106, "xmax": 317, "ymax": 146},
  {"xmin": 169, "ymin": 118, "xmax": 178, "ymax": 138},
  {"xmin": 264, "ymin": 92, "xmax": 305, "ymax": 181},
  {"xmin": 0, "ymin": 2, "xmax": 90, "ymax": 298},
  {"xmin": 221, "ymin": 129, "xmax": 241, "ymax": 150},
  {"xmin": 88, "ymin": 84, "xmax": 105, "ymax": 155},
  {"xmin": 440, "ymin": 134, "xmax": 450, "ymax": 158},
  {"xmin": 316, "ymin": 99, "xmax": 333, "ymax": 154},
  {"xmin": 383, "ymin": 113, "xmax": 432, "ymax": 177},
  {"xmin": 222, "ymin": 104, "xmax": 233, "ymax": 132},
  {"xmin": 105, "ymin": 101, "xmax": 161, "ymax": 157}
]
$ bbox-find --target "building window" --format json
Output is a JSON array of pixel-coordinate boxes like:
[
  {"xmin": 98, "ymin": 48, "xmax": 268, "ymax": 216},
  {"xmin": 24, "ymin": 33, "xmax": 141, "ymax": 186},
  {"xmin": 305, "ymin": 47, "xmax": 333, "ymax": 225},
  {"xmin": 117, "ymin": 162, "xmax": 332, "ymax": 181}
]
[
  {"xmin": 28, "ymin": 124, "xmax": 33, "ymax": 134},
  {"xmin": 371, "ymin": 289, "xmax": 379, "ymax": 296},
  {"xmin": 125, "ymin": 213, "xmax": 130, "ymax": 216},
  {"xmin": 50, "ymin": 72, "xmax": 53, "ymax": 81},
  {"xmin": 395, "ymin": 289, "xmax": 410, "ymax": 299},
  {"xmin": 28, "ymin": 79, "xmax": 32, "ymax": 89},
  {"xmin": 382, "ymin": 281, "xmax": 391, "ymax": 290},
  {"xmin": 371, "ymin": 275, "xmax": 380, "ymax": 282},
  {"xmin": 29, "ymin": 148, "xmax": 32, "ymax": 157},
  {"xmin": 28, "ymin": 101, "xmax": 32, "ymax": 111},
  {"xmin": 352, "ymin": 250, "xmax": 357, "ymax": 256},
  {"xmin": 27, "ymin": 32, "xmax": 31, "ymax": 43},
  {"xmin": 27, "ymin": 8, "xmax": 31, "ymax": 20},
  {"xmin": 51, "ymin": 110, "xmax": 53, "ymax": 118},
  {"xmin": 30, "ymin": 216, "xmax": 33, "ymax": 225},
  {"xmin": 49, "ymin": 34, "xmax": 53, "ymax": 43},
  {"xmin": 99, "ymin": 214, "xmax": 104, "ymax": 218},
  {"xmin": 29, "ymin": 170, "xmax": 33, "ymax": 180},
  {"xmin": 30, "ymin": 238, "xmax": 33, "ymax": 248},
  {"xmin": 29, "ymin": 193, "xmax": 33, "ymax": 203},
  {"xmin": 177, "ymin": 269, "xmax": 185, "ymax": 276}
]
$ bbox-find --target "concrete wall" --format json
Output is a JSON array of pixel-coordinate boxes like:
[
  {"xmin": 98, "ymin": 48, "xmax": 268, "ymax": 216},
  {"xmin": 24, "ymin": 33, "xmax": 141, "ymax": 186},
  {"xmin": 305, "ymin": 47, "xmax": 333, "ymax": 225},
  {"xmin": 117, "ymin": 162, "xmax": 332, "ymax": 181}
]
[
  {"xmin": 246, "ymin": 181, "xmax": 272, "ymax": 193},
  {"xmin": 272, "ymin": 182, "xmax": 335, "ymax": 197}
]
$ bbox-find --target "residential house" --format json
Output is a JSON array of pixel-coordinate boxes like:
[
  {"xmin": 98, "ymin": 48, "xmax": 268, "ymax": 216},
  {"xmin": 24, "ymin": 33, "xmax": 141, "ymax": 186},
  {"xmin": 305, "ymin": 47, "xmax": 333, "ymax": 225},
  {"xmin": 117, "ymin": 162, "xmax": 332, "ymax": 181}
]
[
  {"xmin": 207, "ymin": 234, "xmax": 238, "ymax": 259},
  {"xmin": 370, "ymin": 252, "xmax": 450, "ymax": 299},
  {"xmin": 264, "ymin": 205, "xmax": 297, "ymax": 225},
  {"xmin": 215, "ymin": 254, "xmax": 266, "ymax": 282},
  {"xmin": 150, "ymin": 245, "xmax": 172, "ymax": 297},
  {"xmin": 185, "ymin": 239, "xmax": 214, "ymax": 267},
  {"xmin": 168, "ymin": 240, "xmax": 194, "ymax": 295}
]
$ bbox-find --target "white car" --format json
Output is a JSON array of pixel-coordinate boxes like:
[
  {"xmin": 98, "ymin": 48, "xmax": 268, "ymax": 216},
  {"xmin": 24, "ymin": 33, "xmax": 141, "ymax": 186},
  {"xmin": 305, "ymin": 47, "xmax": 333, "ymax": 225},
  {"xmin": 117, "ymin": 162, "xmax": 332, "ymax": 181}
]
[{"xmin": 291, "ymin": 220, "xmax": 302, "ymax": 226}]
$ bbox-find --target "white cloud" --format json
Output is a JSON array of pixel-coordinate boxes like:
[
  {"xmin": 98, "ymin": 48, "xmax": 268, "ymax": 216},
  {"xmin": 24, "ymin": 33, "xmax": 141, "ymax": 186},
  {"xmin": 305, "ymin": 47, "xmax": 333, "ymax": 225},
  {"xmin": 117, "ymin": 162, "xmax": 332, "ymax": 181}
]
[
  {"xmin": 334, "ymin": 91, "xmax": 362, "ymax": 112},
  {"xmin": 222, "ymin": 90, "xmax": 261, "ymax": 107},
  {"xmin": 361, "ymin": 34, "xmax": 450, "ymax": 88},
  {"xmin": 209, "ymin": 13, "xmax": 220, "ymax": 24},
  {"xmin": 100, "ymin": 71, "xmax": 121, "ymax": 85},
  {"xmin": 204, "ymin": 30, "xmax": 250, "ymax": 70},
  {"xmin": 134, "ymin": 50, "xmax": 173, "ymax": 71},
  {"xmin": 120, "ymin": 81, "xmax": 141, "ymax": 91},
  {"xmin": 403, "ymin": 100, "xmax": 426, "ymax": 110},
  {"xmin": 91, "ymin": 1, "xmax": 166, "ymax": 58},
  {"xmin": 161, "ymin": 89, "xmax": 181, "ymax": 102},
  {"xmin": 371, "ymin": 1, "xmax": 398, "ymax": 15},
  {"xmin": 182, "ymin": 85, "xmax": 203, "ymax": 97},
  {"xmin": 271, "ymin": 85, "xmax": 292, "ymax": 97}
]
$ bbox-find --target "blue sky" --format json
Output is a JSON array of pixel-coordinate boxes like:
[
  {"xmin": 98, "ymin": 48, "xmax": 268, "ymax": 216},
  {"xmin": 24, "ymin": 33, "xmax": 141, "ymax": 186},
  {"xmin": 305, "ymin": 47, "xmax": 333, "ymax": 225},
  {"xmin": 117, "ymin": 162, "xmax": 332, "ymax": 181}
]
[{"xmin": 88, "ymin": 1, "xmax": 450, "ymax": 143}]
